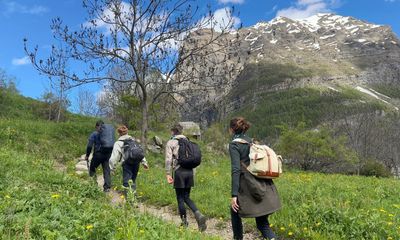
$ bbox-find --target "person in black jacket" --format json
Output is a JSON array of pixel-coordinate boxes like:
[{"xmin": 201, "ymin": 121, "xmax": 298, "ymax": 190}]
[
  {"xmin": 85, "ymin": 120, "xmax": 112, "ymax": 192},
  {"xmin": 229, "ymin": 117, "xmax": 281, "ymax": 240}
]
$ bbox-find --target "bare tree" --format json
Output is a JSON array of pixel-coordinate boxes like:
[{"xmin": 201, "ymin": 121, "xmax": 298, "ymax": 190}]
[
  {"xmin": 77, "ymin": 88, "xmax": 99, "ymax": 116},
  {"xmin": 24, "ymin": 0, "xmax": 240, "ymax": 145}
]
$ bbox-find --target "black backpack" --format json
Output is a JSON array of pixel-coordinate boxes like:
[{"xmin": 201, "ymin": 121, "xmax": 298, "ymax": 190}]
[
  {"xmin": 99, "ymin": 124, "xmax": 115, "ymax": 149},
  {"xmin": 120, "ymin": 138, "xmax": 145, "ymax": 165},
  {"xmin": 177, "ymin": 138, "xmax": 202, "ymax": 169}
]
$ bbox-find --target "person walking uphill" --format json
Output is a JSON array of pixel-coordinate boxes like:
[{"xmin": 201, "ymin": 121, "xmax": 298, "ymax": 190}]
[
  {"xmin": 165, "ymin": 124, "xmax": 207, "ymax": 231},
  {"xmin": 85, "ymin": 120, "xmax": 114, "ymax": 192},
  {"xmin": 109, "ymin": 125, "xmax": 149, "ymax": 196},
  {"xmin": 229, "ymin": 117, "xmax": 281, "ymax": 240}
]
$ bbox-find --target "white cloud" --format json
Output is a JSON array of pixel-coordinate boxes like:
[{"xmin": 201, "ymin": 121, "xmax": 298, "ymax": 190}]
[
  {"xmin": 202, "ymin": 7, "xmax": 241, "ymax": 32},
  {"xmin": 218, "ymin": 0, "xmax": 245, "ymax": 4},
  {"xmin": 276, "ymin": 0, "xmax": 339, "ymax": 19},
  {"xmin": 12, "ymin": 56, "xmax": 30, "ymax": 66},
  {"xmin": 1, "ymin": 1, "xmax": 49, "ymax": 15}
]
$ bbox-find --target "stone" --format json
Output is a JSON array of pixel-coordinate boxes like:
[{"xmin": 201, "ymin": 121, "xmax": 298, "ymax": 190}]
[{"xmin": 153, "ymin": 136, "xmax": 163, "ymax": 147}]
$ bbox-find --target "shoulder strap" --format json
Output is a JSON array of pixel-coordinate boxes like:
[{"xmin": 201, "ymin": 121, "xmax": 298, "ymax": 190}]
[{"xmin": 232, "ymin": 138, "xmax": 250, "ymax": 144}]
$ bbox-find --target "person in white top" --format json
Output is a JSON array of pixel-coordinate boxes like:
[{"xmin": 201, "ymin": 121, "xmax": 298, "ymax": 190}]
[{"xmin": 109, "ymin": 125, "xmax": 149, "ymax": 194}]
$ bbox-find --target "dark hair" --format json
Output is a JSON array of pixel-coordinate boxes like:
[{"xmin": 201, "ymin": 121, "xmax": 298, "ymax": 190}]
[
  {"xmin": 171, "ymin": 123, "xmax": 183, "ymax": 135},
  {"xmin": 95, "ymin": 120, "xmax": 104, "ymax": 127},
  {"xmin": 230, "ymin": 117, "xmax": 251, "ymax": 134}
]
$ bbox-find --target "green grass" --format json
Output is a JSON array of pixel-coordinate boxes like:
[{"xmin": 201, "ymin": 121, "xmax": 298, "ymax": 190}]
[
  {"xmin": 0, "ymin": 91, "xmax": 218, "ymax": 240},
  {"xmin": 135, "ymin": 146, "xmax": 400, "ymax": 240},
  {"xmin": 2, "ymin": 87, "xmax": 400, "ymax": 239}
]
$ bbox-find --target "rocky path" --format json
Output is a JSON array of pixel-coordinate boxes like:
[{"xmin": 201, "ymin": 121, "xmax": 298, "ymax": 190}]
[{"xmin": 75, "ymin": 155, "xmax": 259, "ymax": 240}]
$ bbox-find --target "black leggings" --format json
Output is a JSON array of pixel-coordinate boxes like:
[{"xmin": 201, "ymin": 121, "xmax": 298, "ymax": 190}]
[
  {"xmin": 175, "ymin": 188, "xmax": 198, "ymax": 217},
  {"xmin": 231, "ymin": 208, "xmax": 276, "ymax": 240}
]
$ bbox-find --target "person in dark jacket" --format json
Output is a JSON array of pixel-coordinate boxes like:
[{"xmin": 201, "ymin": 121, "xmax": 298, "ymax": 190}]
[
  {"xmin": 165, "ymin": 124, "xmax": 207, "ymax": 231},
  {"xmin": 85, "ymin": 120, "xmax": 112, "ymax": 192},
  {"xmin": 229, "ymin": 117, "xmax": 281, "ymax": 240}
]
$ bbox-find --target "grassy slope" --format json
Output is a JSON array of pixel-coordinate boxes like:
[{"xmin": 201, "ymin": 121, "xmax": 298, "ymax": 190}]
[
  {"xmin": 0, "ymin": 91, "xmax": 217, "ymax": 240},
  {"xmin": 137, "ymin": 146, "xmax": 400, "ymax": 240},
  {"xmin": 2, "ymin": 90, "xmax": 400, "ymax": 239}
]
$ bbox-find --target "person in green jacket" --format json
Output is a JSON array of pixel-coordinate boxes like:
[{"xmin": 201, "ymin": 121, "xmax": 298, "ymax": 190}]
[{"xmin": 229, "ymin": 117, "xmax": 281, "ymax": 240}]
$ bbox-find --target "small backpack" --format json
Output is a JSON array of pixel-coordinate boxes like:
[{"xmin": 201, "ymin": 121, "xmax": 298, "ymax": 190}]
[
  {"xmin": 177, "ymin": 137, "xmax": 202, "ymax": 169},
  {"xmin": 99, "ymin": 124, "xmax": 115, "ymax": 149},
  {"xmin": 120, "ymin": 138, "xmax": 145, "ymax": 165},
  {"xmin": 233, "ymin": 139, "xmax": 283, "ymax": 179}
]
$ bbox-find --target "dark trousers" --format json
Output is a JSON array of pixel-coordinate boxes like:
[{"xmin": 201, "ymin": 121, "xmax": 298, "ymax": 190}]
[
  {"xmin": 122, "ymin": 161, "xmax": 140, "ymax": 191},
  {"xmin": 89, "ymin": 149, "xmax": 112, "ymax": 191},
  {"xmin": 231, "ymin": 208, "xmax": 276, "ymax": 240},
  {"xmin": 175, "ymin": 188, "xmax": 199, "ymax": 217}
]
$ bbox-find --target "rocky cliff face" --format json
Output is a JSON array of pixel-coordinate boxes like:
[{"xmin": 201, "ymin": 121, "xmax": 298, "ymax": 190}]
[{"xmin": 181, "ymin": 13, "xmax": 400, "ymax": 125}]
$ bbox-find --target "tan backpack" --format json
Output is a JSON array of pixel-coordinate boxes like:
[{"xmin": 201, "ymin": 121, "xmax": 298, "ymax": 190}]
[{"xmin": 233, "ymin": 139, "xmax": 283, "ymax": 179}]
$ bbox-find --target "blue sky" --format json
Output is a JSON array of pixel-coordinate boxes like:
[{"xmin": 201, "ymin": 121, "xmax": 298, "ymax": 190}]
[{"xmin": 0, "ymin": 0, "xmax": 399, "ymax": 109}]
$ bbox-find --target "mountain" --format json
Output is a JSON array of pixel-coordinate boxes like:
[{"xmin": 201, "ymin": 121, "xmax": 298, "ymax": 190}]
[{"xmin": 181, "ymin": 13, "xmax": 400, "ymax": 134}]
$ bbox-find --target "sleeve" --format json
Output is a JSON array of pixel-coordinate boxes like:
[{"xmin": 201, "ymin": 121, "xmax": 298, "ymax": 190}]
[
  {"xmin": 165, "ymin": 140, "xmax": 174, "ymax": 175},
  {"xmin": 109, "ymin": 141, "xmax": 122, "ymax": 170},
  {"xmin": 229, "ymin": 143, "xmax": 241, "ymax": 197},
  {"xmin": 86, "ymin": 133, "xmax": 95, "ymax": 157}
]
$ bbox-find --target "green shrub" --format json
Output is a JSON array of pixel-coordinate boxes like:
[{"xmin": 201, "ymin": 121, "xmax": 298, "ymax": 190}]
[
  {"xmin": 360, "ymin": 160, "xmax": 392, "ymax": 178},
  {"xmin": 276, "ymin": 122, "xmax": 359, "ymax": 173}
]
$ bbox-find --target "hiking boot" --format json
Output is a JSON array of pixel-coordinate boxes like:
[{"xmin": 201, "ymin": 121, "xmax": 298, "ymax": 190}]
[
  {"xmin": 194, "ymin": 211, "xmax": 207, "ymax": 232},
  {"xmin": 180, "ymin": 215, "xmax": 189, "ymax": 228}
]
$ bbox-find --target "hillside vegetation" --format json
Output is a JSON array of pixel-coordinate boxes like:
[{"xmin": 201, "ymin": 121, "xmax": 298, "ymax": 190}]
[
  {"xmin": 1, "ymin": 89, "xmax": 400, "ymax": 239},
  {"xmin": 0, "ymin": 91, "xmax": 216, "ymax": 240}
]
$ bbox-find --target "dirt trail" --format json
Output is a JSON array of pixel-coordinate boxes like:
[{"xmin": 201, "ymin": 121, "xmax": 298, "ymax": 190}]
[{"xmin": 95, "ymin": 175, "xmax": 259, "ymax": 240}]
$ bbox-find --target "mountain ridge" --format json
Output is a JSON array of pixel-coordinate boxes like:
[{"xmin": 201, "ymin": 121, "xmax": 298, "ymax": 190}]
[{"xmin": 181, "ymin": 13, "xmax": 400, "ymax": 126}]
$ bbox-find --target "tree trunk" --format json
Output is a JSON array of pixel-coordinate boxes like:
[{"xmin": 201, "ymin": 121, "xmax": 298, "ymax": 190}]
[{"xmin": 140, "ymin": 98, "xmax": 149, "ymax": 150}]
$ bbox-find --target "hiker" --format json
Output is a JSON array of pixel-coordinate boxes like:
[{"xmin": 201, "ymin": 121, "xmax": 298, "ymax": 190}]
[
  {"xmin": 109, "ymin": 125, "xmax": 149, "ymax": 195},
  {"xmin": 85, "ymin": 120, "xmax": 114, "ymax": 192},
  {"xmin": 165, "ymin": 124, "xmax": 207, "ymax": 231},
  {"xmin": 229, "ymin": 117, "xmax": 281, "ymax": 240}
]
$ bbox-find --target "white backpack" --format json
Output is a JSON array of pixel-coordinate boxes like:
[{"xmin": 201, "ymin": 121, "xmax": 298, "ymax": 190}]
[{"xmin": 233, "ymin": 139, "xmax": 283, "ymax": 179}]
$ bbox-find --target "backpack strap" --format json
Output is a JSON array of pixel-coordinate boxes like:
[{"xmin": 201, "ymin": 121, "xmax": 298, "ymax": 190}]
[{"xmin": 232, "ymin": 138, "xmax": 250, "ymax": 144}]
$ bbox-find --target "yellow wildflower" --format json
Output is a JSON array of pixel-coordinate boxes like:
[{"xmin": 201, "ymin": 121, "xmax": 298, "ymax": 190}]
[
  {"xmin": 387, "ymin": 222, "xmax": 393, "ymax": 226},
  {"xmin": 387, "ymin": 237, "xmax": 393, "ymax": 240},
  {"xmin": 388, "ymin": 214, "xmax": 394, "ymax": 217},
  {"xmin": 315, "ymin": 222, "xmax": 321, "ymax": 227},
  {"xmin": 51, "ymin": 194, "xmax": 60, "ymax": 199},
  {"xmin": 139, "ymin": 229, "xmax": 145, "ymax": 234},
  {"xmin": 303, "ymin": 227, "xmax": 308, "ymax": 231},
  {"xmin": 4, "ymin": 195, "xmax": 11, "ymax": 199},
  {"xmin": 270, "ymin": 224, "xmax": 274, "ymax": 227},
  {"xmin": 120, "ymin": 195, "xmax": 125, "ymax": 199},
  {"xmin": 288, "ymin": 232, "xmax": 293, "ymax": 236},
  {"xmin": 86, "ymin": 224, "xmax": 94, "ymax": 230},
  {"xmin": 380, "ymin": 209, "xmax": 386, "ymax": 213},
  {"xmin": 280, "ymin": 227, "xmax": 285, "ymax": 231}
]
